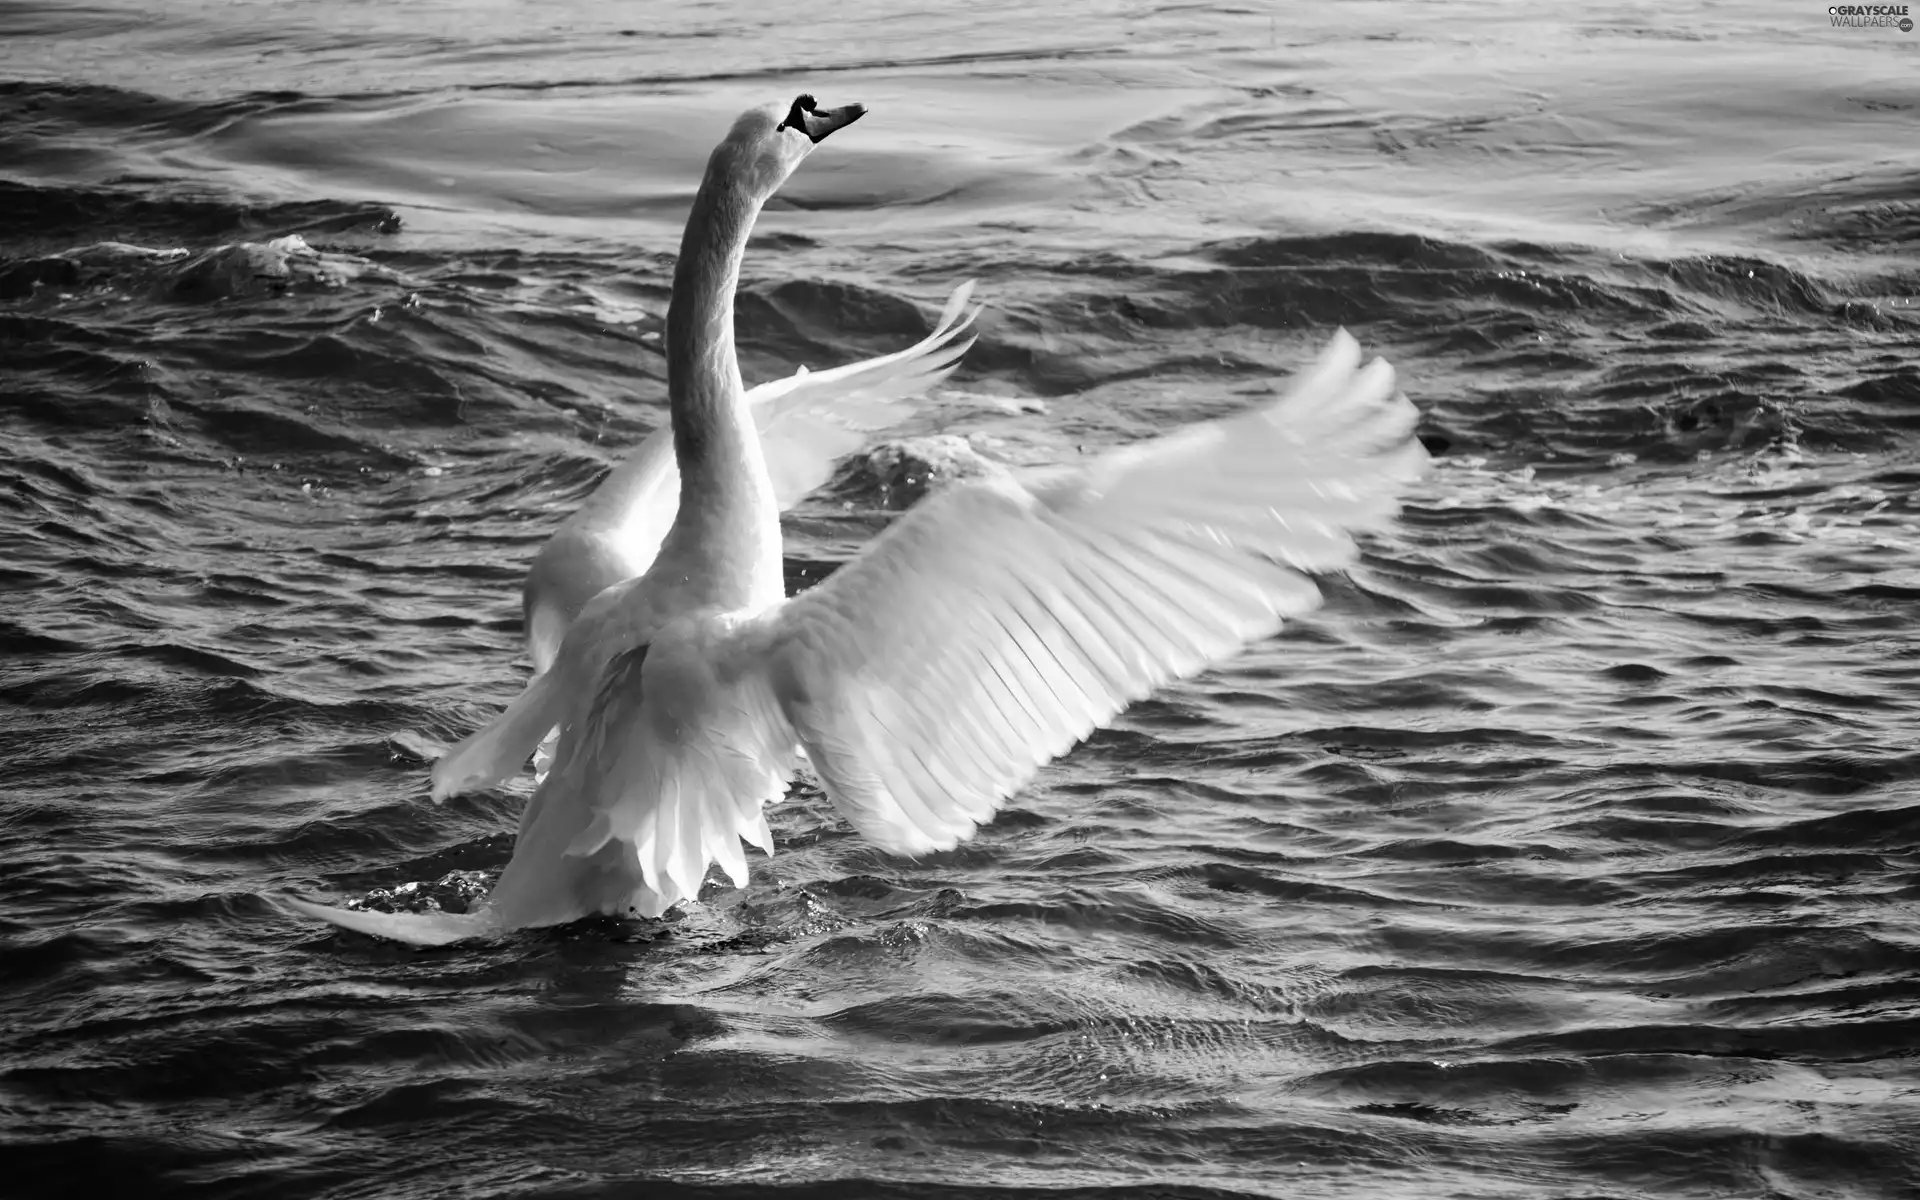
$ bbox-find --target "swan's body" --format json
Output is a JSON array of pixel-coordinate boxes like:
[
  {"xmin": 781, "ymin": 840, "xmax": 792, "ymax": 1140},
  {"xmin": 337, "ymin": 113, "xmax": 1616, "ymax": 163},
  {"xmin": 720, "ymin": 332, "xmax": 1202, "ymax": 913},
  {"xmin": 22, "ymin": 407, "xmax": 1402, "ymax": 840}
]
[
  {"xmin": 287, "ymin": 99, "xmax": 1429, "ymax": 948},
  {"xmin": 291, "ymin": 341, "xmax": 1427, "ymax": 944},
  {"xmin": 523, "ymin": 280, "xmax": 979, "ymax": 673}
]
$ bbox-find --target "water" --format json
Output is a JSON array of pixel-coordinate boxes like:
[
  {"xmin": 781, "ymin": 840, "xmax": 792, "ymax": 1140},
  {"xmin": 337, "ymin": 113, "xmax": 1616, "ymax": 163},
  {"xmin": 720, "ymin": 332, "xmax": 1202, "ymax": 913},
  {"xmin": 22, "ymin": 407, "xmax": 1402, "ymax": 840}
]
[{"xmin": 3, "ymin": 2, "xmax": 1918, "ymax": 1196}]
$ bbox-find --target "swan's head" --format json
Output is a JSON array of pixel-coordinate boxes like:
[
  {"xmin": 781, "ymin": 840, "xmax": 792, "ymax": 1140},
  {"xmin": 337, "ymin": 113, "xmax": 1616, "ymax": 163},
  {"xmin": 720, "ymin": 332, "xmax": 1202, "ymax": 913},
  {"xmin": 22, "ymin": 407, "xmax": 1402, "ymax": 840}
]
[{"xmin": 713, "ymin": 94, "xmax": 866, "ymax": 201}]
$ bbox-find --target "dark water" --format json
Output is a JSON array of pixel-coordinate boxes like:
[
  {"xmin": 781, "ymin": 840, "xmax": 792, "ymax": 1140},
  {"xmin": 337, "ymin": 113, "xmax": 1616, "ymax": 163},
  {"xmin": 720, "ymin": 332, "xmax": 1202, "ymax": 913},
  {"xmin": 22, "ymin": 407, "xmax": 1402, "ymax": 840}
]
[{"xmin": 4, "ymin": 3, "xmax": 1919, "ymax": 1197}]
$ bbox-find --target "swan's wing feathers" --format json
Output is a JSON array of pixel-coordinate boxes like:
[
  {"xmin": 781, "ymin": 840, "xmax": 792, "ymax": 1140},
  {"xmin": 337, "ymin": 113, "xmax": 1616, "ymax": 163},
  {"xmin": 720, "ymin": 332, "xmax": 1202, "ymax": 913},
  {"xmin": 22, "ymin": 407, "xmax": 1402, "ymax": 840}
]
[
  {"xmin": 524, "ymin": 431, "xmax": 682, "ymax": 671},
  {"xmin": 1040, "ymin": 333, "xmax": 1416, "ymax": 560},
  {"xmin": 538, "ymin": 641, "xmax": 653, "ymax": 865},
  {"xmin": 433, "ymin": 593, "xmax": 645, "ymax": 802},
  {"xmin": 760, "ymin": 280, "xmax": 976, "ymax": 396},
  {"xmin": 430, "ymin": 667, "xmax": 565, "ymax": 801},
  {"xmin": 761, "ymin": 330, "xmax": 1425, "ymax": 855},
  {"xmin": 749, "ymin": 281, "xmax": 980, "ymax": 508}
]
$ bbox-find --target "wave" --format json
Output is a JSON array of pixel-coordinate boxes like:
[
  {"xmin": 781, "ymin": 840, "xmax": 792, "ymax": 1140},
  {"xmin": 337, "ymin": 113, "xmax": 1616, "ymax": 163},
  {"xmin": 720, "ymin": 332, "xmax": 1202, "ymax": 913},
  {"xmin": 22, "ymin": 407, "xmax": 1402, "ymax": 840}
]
[{"xmin": 6, "ymin": 40, "xmax": 1920, "ymax": 1200}]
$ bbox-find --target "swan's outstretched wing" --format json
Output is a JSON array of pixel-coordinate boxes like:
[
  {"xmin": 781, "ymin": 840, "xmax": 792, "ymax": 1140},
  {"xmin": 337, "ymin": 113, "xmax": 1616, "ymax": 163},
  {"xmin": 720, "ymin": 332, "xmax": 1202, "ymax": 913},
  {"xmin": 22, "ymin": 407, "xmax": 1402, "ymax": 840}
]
[
  {"xmin": 754, "ymin": 330, "xmax": 1426, "ymax": 854},
  {"xmin": 519, "ymin": 281, "xmax": 980, "ymax": 672},
  {"xmin": 752, "ymin": 280, "xmax": 979, "ymax": 507}
]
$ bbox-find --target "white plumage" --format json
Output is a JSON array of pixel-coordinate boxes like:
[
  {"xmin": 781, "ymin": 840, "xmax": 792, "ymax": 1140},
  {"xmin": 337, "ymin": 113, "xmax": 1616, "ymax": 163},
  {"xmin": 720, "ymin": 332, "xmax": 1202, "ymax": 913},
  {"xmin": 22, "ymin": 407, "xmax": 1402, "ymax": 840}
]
[
  {"xmin": 521, "ymin": 281, "xmax": 978, "ymax": 673},
  {"xmin": 552, "ymin": 329, "xmax": 1423, "ymax": 914},
  {"xmin": 285, "ymin": 95, "xmax": 1427, "ymax": 947}
]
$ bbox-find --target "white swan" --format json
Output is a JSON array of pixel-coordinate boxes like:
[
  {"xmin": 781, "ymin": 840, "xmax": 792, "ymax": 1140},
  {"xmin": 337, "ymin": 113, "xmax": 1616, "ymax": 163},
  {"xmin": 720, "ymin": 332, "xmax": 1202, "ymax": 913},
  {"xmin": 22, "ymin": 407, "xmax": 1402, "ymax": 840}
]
[
  {"xmin": 289, "ymin": 92, "xmax": 871, "ymax": 937},
  {"xmin": 290, "ymin": 346, "xmax": 1426, "ymax": 943},
  {"xmin": 523, "ymin": 279, "xmax": 979, "ymax": 674},
  {"xmin": 286, "ymin": 103, "xmax": 1429, "ymax": 947}
]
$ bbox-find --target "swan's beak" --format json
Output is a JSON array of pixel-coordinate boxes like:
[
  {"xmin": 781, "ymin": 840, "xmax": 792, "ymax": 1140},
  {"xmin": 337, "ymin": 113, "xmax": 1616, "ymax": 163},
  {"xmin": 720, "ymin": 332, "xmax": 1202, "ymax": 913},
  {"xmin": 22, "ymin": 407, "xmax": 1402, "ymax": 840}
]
[{"xmin": 778, "ymin": 94, "xmax": 866, "ymax": 144}]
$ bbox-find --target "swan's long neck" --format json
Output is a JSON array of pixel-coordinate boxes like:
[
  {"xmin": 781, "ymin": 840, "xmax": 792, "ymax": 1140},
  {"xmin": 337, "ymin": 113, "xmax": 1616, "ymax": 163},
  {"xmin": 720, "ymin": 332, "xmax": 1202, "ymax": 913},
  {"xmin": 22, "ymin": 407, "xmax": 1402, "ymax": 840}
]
[
  {"xmin": 655, "ymin": 155, "xmax": 783, "ymax": 607},
  {"xmin": 667, "ymin": 173, "xmax": 756, "ymax": 483}
]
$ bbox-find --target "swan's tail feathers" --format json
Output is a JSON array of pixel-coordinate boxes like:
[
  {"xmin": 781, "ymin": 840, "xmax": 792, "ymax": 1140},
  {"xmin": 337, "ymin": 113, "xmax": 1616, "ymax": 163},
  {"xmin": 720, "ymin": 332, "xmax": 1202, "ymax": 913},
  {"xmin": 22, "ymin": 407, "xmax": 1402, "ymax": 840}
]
[
  {"xmin": 558, "ymin": 731, "xmax": 789, "ymax": 919},
  {"xmin": 751, "ymin": 280, "xmax": 982, "ymax": 509},
  {"xmin": 283, "ymin": 894, "xmax": 497, "ymax": 946},
  {"xmin": 529, "ymin": 647, "xmax": 793, "ymax": 920},
  {"xmin": 432, "ymin": 669, "xmax": 563, "ymax": 801}
]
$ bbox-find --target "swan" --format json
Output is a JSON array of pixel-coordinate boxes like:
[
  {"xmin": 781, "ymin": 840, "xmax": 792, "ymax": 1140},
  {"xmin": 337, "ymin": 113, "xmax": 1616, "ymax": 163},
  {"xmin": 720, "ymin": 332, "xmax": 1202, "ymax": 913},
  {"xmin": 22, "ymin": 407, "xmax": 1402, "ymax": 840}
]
[
  {"xmin": 290, "ymin": 91, "xmax": 871, "ymax": 936},
  {"xmin": 289, "ymin": 343, "xmax": 1427, "ymax": 943},
  {"xmin": 286, "ymin": 104, "xmax": 1429, "ymax": 947}
]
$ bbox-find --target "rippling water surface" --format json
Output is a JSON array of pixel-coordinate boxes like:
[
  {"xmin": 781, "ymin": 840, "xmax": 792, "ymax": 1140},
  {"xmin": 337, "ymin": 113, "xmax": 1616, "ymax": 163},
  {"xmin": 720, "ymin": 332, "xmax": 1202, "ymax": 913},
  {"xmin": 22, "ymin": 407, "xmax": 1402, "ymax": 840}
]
[{"xmin": 3, "ymin": 2, "xmax": 1918, "ymax": 1197}]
